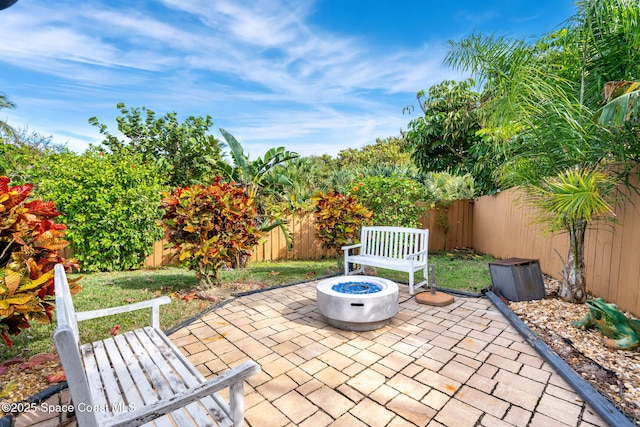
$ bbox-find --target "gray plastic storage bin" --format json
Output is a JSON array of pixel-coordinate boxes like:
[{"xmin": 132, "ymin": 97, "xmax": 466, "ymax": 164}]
[{"xmin": 489, "ymin": 258, "xmax": 546, "ymax": 302}]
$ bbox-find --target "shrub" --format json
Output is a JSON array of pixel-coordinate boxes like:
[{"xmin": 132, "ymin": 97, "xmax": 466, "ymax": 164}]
[
  {"xmin": 311, "ymin": 191, "xmax": 373, "ymax": 255},
  {"xmin": 160, "ymin": 178, "xmax": 262, "ymax": 286},
  {"xmin": 350, "ymin": 176, "xmax": 426, "ymax": 227},
  {"xmin": 35, "ymin": 149, "xmax": 165, "ymax": 272},
  {"xmin": 89, "ymin": 103, "xmax": 224, "ymax": 187},
  {"xmin": 0, "ymin": 177, "xmax": 79, "ymax": 347}
]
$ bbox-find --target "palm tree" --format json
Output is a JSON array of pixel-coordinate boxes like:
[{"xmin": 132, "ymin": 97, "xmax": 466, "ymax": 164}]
[
  {"xmin": 444, "ymin": 0, "xmax": 640, "ymax": 303},
  {"xmin": 0, "ymin": 92, "xmax": 16, "ymax": 139},
  {"xmin": 525, "ymin": 169, "xmax": 616, "ymax": 302}
]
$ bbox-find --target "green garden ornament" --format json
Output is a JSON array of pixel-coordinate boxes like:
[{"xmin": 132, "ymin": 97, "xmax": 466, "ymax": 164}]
[{"xmin": 572, "ymin": 298, "xmax": 640, "ymax": 350}]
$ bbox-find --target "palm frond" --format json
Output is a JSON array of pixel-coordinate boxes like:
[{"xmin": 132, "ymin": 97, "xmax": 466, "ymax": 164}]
[
  {"xmin": 526, "ymin": 169, "xmax": 616, "ymax": 233},
  {"xmin": 597, "ymin": 88, "xmax": 640, "ymax": 126}
]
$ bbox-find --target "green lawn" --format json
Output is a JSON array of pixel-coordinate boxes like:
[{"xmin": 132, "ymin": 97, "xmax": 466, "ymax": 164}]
[
  {"xmin": 374, "ymin": 250, "xmax": 494, "ymax": 294},
  {"xmin": 1, "ymin": 253, "xmax": 493, "ymax": 360}
]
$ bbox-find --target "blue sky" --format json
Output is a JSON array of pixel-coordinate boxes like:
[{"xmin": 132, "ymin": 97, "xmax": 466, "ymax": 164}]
[{"xmin": 0, "ymin": 0, "xmax": 576, "ymax": 158}]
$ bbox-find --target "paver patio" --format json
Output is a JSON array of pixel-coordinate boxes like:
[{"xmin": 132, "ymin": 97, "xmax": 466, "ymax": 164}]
[
  {"xmin": 168, "ymin": 279, "xmax": 609, "ymax": 427},
  {"xmin": 12, "ymin": 277, "xmax": 614, "ymax": 427}
]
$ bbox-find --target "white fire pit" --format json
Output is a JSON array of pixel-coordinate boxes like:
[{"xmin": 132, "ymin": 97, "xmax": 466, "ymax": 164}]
[{"xmin": 316, "ymin": 276, "xmax": 399, "ymax": 331}]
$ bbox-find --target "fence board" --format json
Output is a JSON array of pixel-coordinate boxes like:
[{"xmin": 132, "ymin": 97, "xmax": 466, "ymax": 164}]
[
  {"xmin": 472, "ymin": 187, "xmax": 640, "ymax": 317},
  {"xmin": 417, "ymin": 200, "xmax": 473, "ymax": 251}
]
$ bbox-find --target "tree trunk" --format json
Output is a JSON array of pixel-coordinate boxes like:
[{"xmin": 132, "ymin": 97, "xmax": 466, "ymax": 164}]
[
  {"xmin": 197, "ymin": 261, "xmax": 221, "ymax": 288},
  {"xmin": 559, "ymin": 220, "xmax": 587, "ymax": 303}
]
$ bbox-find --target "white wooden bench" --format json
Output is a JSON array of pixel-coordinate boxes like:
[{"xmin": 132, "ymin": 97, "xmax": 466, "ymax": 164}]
[
  {"xmin": 342, "ymin": 226, "xmax": 429, "ymax": 295},
  {"xmin": 53, "ymin": 264, "xmax": 260, "ymax": 427}
]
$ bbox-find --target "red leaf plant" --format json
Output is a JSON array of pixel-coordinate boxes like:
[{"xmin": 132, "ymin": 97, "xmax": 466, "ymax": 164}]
[
  {"xmin": 160, "ymin": 177, "xmax": 262, "ymax": 287},
  {"xmin": 0, "ymin": 176, "xmax": 80, "ymax": 347}
]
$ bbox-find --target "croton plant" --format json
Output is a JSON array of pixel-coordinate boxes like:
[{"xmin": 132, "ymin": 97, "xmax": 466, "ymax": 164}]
[
  {"xmin": 0, "ymin": 176, "xmax": 79, "ymax": 347},
  {"xmin": 312, "ymin": 190, "xmax": 373, "ymax": 254},
  {"xmin": 160, "ymin": 177, "xmax": 262, "ymax": 287}
]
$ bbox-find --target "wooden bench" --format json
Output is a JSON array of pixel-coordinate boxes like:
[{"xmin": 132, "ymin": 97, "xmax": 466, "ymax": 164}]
[
  {"xmin": 53, "ymin": 264, "xmax": 260, "ymax": 427},
  {"xmin": 342, "ymin": 226, "xmax": 429, "ymax": 295}
]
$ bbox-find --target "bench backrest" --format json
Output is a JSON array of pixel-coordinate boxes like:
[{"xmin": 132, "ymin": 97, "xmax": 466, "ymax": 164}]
[
  {"xmin": 53, "ymin": 264, "xmax": 98, "ymax": 426},
  {"xmin": 360, "ymin": 226, "xmax": 429, "ymax": 263}
]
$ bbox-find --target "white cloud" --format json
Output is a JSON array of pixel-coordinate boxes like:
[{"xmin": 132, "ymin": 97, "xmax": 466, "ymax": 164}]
[{"xmin": 0, "ymin": 0, "xmax": 463, "ymax": 157}]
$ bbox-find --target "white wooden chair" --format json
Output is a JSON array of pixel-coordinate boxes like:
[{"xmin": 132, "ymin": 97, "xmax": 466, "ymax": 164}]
[{"xmin": 53, "ymin": 264, "xmax": 260, "ymax": 426}]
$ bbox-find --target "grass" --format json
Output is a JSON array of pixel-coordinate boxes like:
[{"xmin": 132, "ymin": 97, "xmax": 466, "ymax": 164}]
[
  {"xmin": 0, "ymin": 252, "xmax": 493, "ymax": 360},
  {"xmin": 377, "ymin": 250, "xmax": 495, "ymax": 293}
]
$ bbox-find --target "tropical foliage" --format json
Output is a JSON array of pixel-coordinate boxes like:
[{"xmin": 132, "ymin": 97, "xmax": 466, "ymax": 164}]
[
  {"xmin": 350, "ymin": 176, "xmax": 426, "ymax": 227},
  {"xmin": 0, "ymin": 92, "xmax": 16, "ymax": 140},
  {"xmin": 269, "ymin": 155, "xmax": 338, "ymax": 212},
  {"xmin": 215, "ymin": 129, "xmax": 299, "ymax": 248},
  {"xmin": 274, "ymin": 140, "xmax": 422, "ymax": 214},
  {"xmin": 443, "ymin": 0, "xmax": 640, "ymax": 302},
  {"xmin": 216, "ymin": 128, "xmax": 299, "ymax": 200},
  {"xmin": 0, "ymin": 128, "xmax": 66, "ymax": 185},
  {"xmin": 160, "ymin": 178, "xmax": 262, "ymax": 287},
  {"xmin": 525, "ymin": 169, "xmax": 616, "ymax": 302},
  {"xmin": 35, "ymin": 149, "xmax": 165, "ymax": 272},
  {"xmin": 0, "ymin": 176, "xmax": 79, "ymax": 347},
  {"xmin": 338, "ymin": 137, "xmax": 413, "ymax": 170},
  {"xmin": 423, "ymin": 172, "xmax": 477, "ymax": 201},
  {"xmin": 402, "ymin": 79, "xmax": 499, "ymax": 193},
  {"xmin": 403, "ymin": 79, "xmax": 480, "ymax": 171},
  {"xmin": 312, "ymin": 191, "xmax": 373, "ymax": 256},
  {"xmin": 89, "ymin": 102, "xmax": 224, "ymax": 187}
]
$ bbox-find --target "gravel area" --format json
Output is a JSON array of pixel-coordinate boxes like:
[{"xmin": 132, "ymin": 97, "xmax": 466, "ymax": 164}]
[
  {"xmin": 510, "ymin": 278, "xmax": 640, "ymax": 425},
  {"xmin": 0, "ymin": 355, "xmax": 64, "ymax": 416}
]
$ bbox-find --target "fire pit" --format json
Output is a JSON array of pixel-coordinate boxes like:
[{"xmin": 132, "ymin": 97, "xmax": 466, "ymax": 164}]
[{"xmin": 316, "ymin": 276, "xmax": 399, "ymax": 331}]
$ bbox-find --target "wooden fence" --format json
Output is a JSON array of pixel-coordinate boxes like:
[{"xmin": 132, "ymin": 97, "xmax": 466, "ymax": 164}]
[
  {"xmin": 417, "ymin": 200, "xmax": 473, "ymax": 251},
  {"xmin": 473, "ymin": 187, "xmax": 640, "ymax": 317},
  {"xmin": 251, "ymin": 213, "xmax": 332, "ymax": 262},
  {"xmin": 84, "ymin": 190, "xmax": 640, "ymax": 316},
  {"xmin": 142, "ymin": 200, "xmax": 474, "ymax": 267}
]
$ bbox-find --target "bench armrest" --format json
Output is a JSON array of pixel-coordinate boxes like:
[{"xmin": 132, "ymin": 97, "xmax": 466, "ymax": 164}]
[
  {"xmin": 405, "ymin": 249, "xmax": 428, "ymax": 260},
  {"xmin": 341, "ymin": 243, "xmax": 361, "ymax": 252},
  {"xmin": 76, "ymin": 296, "xmax": 171, "ymax": 329},
  {"xmin": 105, "ymin": 360, "xmax": 261, "ymax": 427}
]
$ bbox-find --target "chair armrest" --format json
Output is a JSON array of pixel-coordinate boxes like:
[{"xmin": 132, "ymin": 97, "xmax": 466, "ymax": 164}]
[
  {"xmin": 76, "ymin": 296, "xmax": 171, "ymax": 329},
  {"xmin": 341, "ymin": 243, "xmax": 361, "ymax": 252},
  {"xmin": 105, "ymin": 361, "xmax": 261, "ymax": 427}
]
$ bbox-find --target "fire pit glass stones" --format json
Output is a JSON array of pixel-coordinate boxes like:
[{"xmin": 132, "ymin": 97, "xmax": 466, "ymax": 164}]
[{"xmin": 316, "ymin": 276, "xmax": 399, "ymax": 331}]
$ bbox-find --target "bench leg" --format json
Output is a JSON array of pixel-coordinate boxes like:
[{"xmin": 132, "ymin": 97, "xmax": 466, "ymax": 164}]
[
  {"xmin": 344, "ymin": 258, "xmax": 363, "ymax": 276},
  {"xmin": 409, "ymin": 272, "xmax": 415, "ymax": 295},
  {"xmin": 409, "ymin": 268, "xmax": 431, "ymax": 295}
]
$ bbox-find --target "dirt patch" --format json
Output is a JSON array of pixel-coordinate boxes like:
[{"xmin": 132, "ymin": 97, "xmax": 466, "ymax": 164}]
[{"xmin": 193, "ymin": 280, "xmax": 267, "ymax": 302}]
